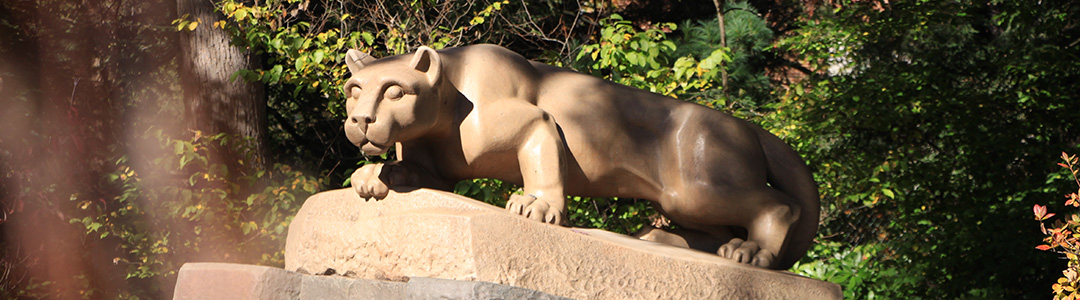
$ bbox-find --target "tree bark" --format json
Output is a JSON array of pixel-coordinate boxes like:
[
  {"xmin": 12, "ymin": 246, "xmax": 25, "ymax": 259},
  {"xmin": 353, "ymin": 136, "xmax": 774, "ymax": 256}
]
[{"xmin": 177, "ymin": 0, "xmax": 268, "ymax": 163}]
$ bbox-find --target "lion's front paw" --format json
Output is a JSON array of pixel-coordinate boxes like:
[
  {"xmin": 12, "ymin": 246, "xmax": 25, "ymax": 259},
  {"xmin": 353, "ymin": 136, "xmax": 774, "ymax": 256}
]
[
  {"xmin": 506, "ymin": 194, "xmax": 566, "ymax": 225},
  {"xmin": 717, "ymin": 238, "xmax": 776, "ymax": 268},
  {"xmin": 351, "ymin": 163, "xmax": 390, "ymax": 200}
]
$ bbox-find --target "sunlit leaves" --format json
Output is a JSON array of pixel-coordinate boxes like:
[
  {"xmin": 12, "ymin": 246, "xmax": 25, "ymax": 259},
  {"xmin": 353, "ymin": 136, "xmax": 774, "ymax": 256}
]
[
  {"xmin": 171, "ymin": 14, "xmax": 200, "ymax": 32},
  {"xmin": 572, "ymin": 14, "xmax": 730, "ymax": 100},
  {"xmin": 71, "ymin": 129, "xmax": 324, "ymax": 281}
]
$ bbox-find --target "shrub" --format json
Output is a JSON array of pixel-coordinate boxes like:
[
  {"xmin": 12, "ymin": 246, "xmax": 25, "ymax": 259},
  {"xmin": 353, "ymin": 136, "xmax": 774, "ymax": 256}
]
[
  {"xmin": 69, "ymin": 129, "xmax": 322, "ymax": 296},
  {"xmin": 1035, "ymin": 152, "xmax": 1080, "ymax": 299}
]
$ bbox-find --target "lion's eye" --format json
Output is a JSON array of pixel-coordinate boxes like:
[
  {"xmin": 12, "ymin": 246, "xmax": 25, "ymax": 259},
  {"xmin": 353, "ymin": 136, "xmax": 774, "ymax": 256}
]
[
  {"xmin": 351, "ymin": 86, "xmax": 361, "ymax": 99},
  {"xmin": 384, "ymin": 86, "xmax": 404, "ymax": 100}
]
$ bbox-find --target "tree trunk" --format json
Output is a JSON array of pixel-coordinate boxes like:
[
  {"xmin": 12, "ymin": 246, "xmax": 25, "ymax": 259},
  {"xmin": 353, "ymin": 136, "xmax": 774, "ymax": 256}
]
[
  {"xmin": 712, "ymin": 0, "xmax": 730, "ymax": 98},
  {"xmin": 177, "ymin": 0, "xmax": 267, "ymax": 163}
]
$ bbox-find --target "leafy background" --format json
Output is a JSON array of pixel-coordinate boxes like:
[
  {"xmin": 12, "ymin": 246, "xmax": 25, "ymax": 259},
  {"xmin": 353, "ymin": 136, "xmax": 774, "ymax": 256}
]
[{"xmin": 1, "ymin": 0, "xmax": 1078, "ymax": 299}]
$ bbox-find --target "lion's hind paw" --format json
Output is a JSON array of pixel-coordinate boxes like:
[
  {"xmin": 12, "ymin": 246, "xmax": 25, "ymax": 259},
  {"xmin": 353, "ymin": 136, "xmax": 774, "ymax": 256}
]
[{"xmin": 718, "ymin": 238, "xmax": 775, "ymax": 268}]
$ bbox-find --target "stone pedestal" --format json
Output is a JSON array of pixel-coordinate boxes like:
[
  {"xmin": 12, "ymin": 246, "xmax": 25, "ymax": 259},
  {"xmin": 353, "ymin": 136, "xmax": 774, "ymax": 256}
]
[
  {"xmin": 284, "ymin": 188, "xmax": 842, "ymax": 300},
  {"xmin": 173, "ymin": 262, "xmax": 566, "ymax": 300},
  {"xmin": 174, "ymin": 263, "xmax": 301, "ymax": 300}
]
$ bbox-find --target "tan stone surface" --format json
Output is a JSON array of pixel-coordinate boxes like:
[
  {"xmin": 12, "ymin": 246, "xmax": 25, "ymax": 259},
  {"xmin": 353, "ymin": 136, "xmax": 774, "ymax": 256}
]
[
  {"xmin": 174, "ymin": 263, "xmax": 301, "ymax": 300},
  {"xmin": 285, "ymin": 188, "xmax": 841, "ymax": 300}
]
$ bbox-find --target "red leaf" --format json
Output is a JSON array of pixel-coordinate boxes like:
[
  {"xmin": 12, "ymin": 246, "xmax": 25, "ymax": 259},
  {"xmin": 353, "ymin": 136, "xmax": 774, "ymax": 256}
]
[
  {"xmin": 1037, "ymin": 244, "xmax": 1053, "ymax": 251},
  {"xmin": 1035, "ymin": 204, "xmax": 1048, "ymax": 220},
  {"xmin": 1044, "ymin": 213, "xmax": 1057, "ymax": 221}
]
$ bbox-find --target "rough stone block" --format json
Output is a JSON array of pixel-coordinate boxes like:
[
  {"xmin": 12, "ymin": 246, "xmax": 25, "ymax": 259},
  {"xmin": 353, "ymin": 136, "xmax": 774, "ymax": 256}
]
[
  {"xmin": 406, "ymin": 277, "xmax": 571, "ymax": 300},
  {"xmin": 285, "ymin": 188, "xmax": 842, "ymax": 300},
  {"xmin": 173, "ymin": 263, "xmax": 301, "ymax": 300},
  {"xmin": 300, "ymin": 273, "xmax": 406, "ymax": 300},
  {"xmin": 172, "ymin": 262, "xmax": 564, "ymax": 299}
]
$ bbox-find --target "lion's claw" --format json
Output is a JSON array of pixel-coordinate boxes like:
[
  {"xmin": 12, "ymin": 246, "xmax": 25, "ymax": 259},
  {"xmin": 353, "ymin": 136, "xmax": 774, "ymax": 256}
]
[
  {"xmin": 718, "ymin": 238, "xmax": 775, "ymax": 268},
  {"xmin": 506, "ymin": 194, "xmax": 565, "ymax": 225},
  {"xmin": 351, "ymin": 163, "xmax": 390, "ymax": 200},
  {"xmin": 506, "ymin": 194, "xmax": 536, "ymax": 215}
]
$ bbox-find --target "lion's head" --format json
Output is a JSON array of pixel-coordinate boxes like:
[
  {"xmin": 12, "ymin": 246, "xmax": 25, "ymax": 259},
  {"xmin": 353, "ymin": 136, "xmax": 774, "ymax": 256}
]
[{"xmin": 342, "ymin": 47, "xmax": 445, "ymax": 155}]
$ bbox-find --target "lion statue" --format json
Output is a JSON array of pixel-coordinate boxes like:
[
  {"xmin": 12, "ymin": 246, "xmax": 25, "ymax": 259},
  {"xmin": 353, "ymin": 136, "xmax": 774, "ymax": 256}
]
[{"xmin": 341, "ymin": 44, "xmax": 819, "ymax": 270}]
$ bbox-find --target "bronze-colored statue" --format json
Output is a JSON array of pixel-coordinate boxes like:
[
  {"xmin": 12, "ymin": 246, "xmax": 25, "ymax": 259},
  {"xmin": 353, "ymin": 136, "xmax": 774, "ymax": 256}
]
[{"xmin": 341, "ymin": 44, "xmax": 819, "ymax": 270}]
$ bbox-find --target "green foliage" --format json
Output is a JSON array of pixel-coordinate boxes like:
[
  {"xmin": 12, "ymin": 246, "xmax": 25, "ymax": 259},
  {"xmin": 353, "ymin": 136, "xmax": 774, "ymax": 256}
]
[
  {"xmin": 453, "ymin": 178, "xmax": 515, "ymax": 207},
  {"xmin": 69, "ymin": 129, "xmax": 322, "ymax": 295},
  {"xmin": 566, "ymin": 196, "xmax": 653, "ymax": 235},
  {"xmin": 214, "ymin": 0, "xmax": 369, "ymax": 168},
  {"xmin": 574, "ymin": 14, "xmax": 680, "ymax": 90},
  {"xmin": 794, "ymin": 242, "xmax": 919, "ymax": 299},
  {"xmin": 675, "ymin": 1, "xmax": 774, "ymax": 111},
  {"xmin": 0, "ymin": 275, "xmax": 53, "ymax": 300},
  {"xmin": 572, "ymin": 14, "xmax": 732, "ymax": 104},
  {"xmin": 781, "ymin": 0, "xmax": 1080, "ymax": 298}
]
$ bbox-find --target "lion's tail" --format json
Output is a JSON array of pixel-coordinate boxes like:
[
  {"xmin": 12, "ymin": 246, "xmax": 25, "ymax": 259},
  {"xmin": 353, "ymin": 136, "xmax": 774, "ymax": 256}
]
[{"xmin": 753, "ymin": 125, "xmax": 820, "ymax": 270}]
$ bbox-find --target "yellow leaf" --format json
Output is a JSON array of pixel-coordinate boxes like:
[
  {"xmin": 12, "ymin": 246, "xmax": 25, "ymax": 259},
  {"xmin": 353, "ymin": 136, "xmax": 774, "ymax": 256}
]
[{"xmin": 187, "ymin": 21, "xmax": 199, "ymax": 31}]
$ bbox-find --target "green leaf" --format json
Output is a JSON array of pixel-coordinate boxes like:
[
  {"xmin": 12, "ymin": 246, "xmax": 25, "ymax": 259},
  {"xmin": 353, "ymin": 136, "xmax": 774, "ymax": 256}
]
[
  {"xmin": 270, "ymin": 65, "xmax": 283, "ymax": 83},
  {"xmin": 180, "ymin": 153, "xmax": 192, "ymax": 169},
  {"xmin": 241, "ymin": 221, "xmax": 257, "ymax": 235},
  {"xmin": 626, "ymin": 52, "xmax": 639, "ymax": 65},
  {"xmin": 295, "ymin": 56, "xmax": 306, "ymax": 71},
  {"xmin": 360, "ymin": 32, "xmax": 375, "ymax": 45},
  {"xmin": 235, "ymin": 8, "xmax": 248, "ymax": 21},
  {"xmin": 882, "ymin": 189, "xmax": 895, "ymax": 199}
]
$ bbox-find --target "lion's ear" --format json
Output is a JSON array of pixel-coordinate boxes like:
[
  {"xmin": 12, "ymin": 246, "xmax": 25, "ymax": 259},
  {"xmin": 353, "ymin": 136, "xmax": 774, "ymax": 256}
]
[
  {"xmin": 409, "ymin": 46, "xmax": 441, "ymax": 84},
  {"xmin": 345, "ymin": 49, "xmax": 374, "ymax": 75}
]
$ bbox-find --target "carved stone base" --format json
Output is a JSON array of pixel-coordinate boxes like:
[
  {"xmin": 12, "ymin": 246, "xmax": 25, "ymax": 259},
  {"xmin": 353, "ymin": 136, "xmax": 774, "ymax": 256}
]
[
  {"xmin": 285, "ymin": 188, "xmax": 842, "ymax": 299},
  {"xmin": 172, "ymin": 262, "xmax": 567, "ymax": 300}
]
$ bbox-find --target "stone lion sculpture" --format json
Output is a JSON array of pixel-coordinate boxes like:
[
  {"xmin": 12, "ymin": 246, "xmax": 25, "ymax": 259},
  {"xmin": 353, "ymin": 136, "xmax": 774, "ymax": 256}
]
[{"xmin": 341, "ymin": 44, "xmax": 819, "ymax": 270}]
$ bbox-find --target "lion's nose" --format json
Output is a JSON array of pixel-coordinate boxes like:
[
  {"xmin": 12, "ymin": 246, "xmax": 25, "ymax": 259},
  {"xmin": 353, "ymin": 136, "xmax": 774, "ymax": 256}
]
[
  {"xmin": 349, "ymin": 115, "xmax": 375, "ymax": 125},
  {"xmin": 344, "ymin": 120, "xmax": 366, "ymax": 145}
]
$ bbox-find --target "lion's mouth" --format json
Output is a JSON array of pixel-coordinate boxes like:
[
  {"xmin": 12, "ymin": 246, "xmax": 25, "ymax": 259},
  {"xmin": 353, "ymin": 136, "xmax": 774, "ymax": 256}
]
[{"xmin": 360, "ymin": 141, "xmax": 390, "ymax": 155}]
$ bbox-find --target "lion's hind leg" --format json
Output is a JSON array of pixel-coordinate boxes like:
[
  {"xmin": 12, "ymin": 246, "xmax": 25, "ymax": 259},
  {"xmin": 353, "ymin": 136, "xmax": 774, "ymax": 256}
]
[{"xmin": 660, "ymin": 184, "xmax": 802, "ymax": 269}]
